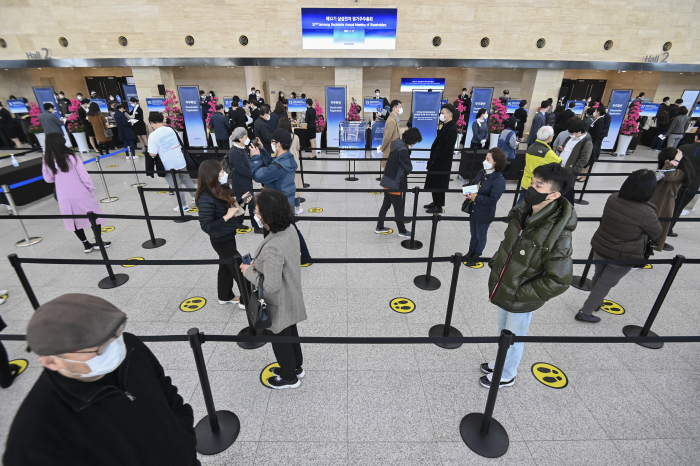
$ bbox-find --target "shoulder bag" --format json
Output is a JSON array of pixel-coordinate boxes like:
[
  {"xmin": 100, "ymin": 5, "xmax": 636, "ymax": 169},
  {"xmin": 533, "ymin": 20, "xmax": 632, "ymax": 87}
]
[
  {"xmin": 246, "ymin": 275, "xmax": 272, "ymax": 330},
  {"xmin": 101, "ymin": 116, "xmax": 113, "ymax": 138},
  {"xmin": 171, "ymin": 128, "xmax": 199, "ymax": 171}
]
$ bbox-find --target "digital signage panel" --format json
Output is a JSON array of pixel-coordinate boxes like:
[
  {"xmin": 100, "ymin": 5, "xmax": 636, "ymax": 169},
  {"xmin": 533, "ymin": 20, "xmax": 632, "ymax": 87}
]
[{"xmin": 301, "ymin": 8, "xmax": 397, "ymax": 50}]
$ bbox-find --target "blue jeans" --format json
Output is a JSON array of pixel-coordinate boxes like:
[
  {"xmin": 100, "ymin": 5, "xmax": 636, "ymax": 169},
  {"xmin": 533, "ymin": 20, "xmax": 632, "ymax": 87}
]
[
  {"xmin": 468, "ymin": 218, "xmax": 490, "ymax": 256},
  {"xmin": 650, "ymin": 135, "xmax": 665, "ymax": 150},
  {"xmin": 123, "ymin": 138, "xmax": 136, "ymax": 157},
  {"xmin": 496, "ymin": 307, "xmax": 533, "ymax": 381}
]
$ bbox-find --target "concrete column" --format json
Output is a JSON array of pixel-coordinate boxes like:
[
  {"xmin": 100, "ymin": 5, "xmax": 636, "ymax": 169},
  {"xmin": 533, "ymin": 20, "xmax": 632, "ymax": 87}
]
[
  {"xmin": 335, "ymin": 67, "xmax": 363, "ymax": 108},
  {"xmin": 130, "ymin": 66, "xmax": 177, "ymax": 114},
  {"xmin": 520, "ymin": 69, "xmax": 565, "ymax": 139},
  {"xmin": 244, "ymin": 66, "xmax": 269, "ymax": 102}
]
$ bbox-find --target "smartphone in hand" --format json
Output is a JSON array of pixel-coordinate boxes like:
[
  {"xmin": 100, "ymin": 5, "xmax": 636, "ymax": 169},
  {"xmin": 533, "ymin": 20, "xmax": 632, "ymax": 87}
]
[
  {"xmin": 242, "ymin": 254, "xmax": 252, "ymax": 265},
  {"xmin": 241, "ymin": 192, "xmax": 253, "ymax": 204}
]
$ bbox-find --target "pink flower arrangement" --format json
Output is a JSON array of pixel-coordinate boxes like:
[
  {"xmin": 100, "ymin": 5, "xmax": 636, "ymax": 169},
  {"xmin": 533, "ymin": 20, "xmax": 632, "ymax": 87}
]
[
  {"xmin": 620, "ymin": 101, "xmax": 641, "ymax": 136},
  {"xmin": 314, "ymin": 100, "xmax": 325, "ymax": 132},
  {"xmin": 347, "ymin": 98, "xmax": 361, "ymax": 121},
  {"xmin": 66, "ymin": 99, "xmax": 84, "ymax": 133},
  {"xmin": 592, "ymin": 102, "xmax": 600, "ymax": 109},
  {"xmin": 28, "ymin": 102, "xmax": 43, "ymax": 133},
  {"xmin": 205, "ymin": 96, "xmax": 218, "ymax": 129},
  {"xmin": 163, "ymin": 90, "xmax": 184, "ymax": 131},
  {"xmin": 488, "ymin": 98, "xmax": 509, "ymax": 134},
  {"xmin": 455, "ymin": 98, "xmax": 467, "ymax": 133}
]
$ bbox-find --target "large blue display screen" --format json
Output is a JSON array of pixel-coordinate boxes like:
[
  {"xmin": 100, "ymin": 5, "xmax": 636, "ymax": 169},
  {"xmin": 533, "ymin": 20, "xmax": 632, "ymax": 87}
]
[
  {"xmin": 400, "ymin": 78, "xmax": 445, "ymax": 93},
  {"xmin": 301, "ymin": 8, "xmax": 397, "ymax": 50},
  {"xmin": 639, "ymin": 103, "xmax": 660, "ymax": 117}
]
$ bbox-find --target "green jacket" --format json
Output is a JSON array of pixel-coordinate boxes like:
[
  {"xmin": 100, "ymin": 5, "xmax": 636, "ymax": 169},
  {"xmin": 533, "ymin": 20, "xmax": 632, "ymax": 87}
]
[{"xmin": 488, "ymin": 197, "xmax": 577, "ymax": 313}]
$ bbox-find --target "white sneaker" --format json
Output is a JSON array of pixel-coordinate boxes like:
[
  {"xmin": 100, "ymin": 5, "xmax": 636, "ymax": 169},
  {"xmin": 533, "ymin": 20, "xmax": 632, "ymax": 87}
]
[
  {"xmin": 125, "ymin": 155, "xmax": 131, "ymax": 160},
  {"xmin": 681, "ymin": 209, "xmax": 692, "ymax": 216},
  {"xmin": 295, "ymin": 207, "xmax": 304, "ymax": 215},
  {"xmin": 173, "ymin": 205, "xmax": 191, "ymax": 212},
  {"xmin": 219, "ymin": 298, "xmax": 245, "ymax": 309}
]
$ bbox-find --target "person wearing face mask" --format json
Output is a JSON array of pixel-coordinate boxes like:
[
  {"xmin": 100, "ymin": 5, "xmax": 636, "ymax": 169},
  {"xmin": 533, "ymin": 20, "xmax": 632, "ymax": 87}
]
[
  {"xmin": 108, "ymin": 94, "xmax": 115, "ymax": 102},
  {"xmin": 424, "ymin": 104, "xmax": 459, "ymax": 213},
  {"xmin": 514, "ymin": 100, "xmax": 528, "ymax": 139},
  {"xmin": 372, "ymin": 89, "xmax": 390, "ymax": 121},
  {"xmin": 558, "ymin": 120, "xmax": 593, "ymax": 204},
  {"xmin": 305, "ymin": 98, "xmax": 318, "ymax": 157},
  {"xmin": 470, "ymin": 107, "xmax": 488, "ymax": 150},
  {"xmin": 249, "ymin": 87, "xmax": 257, "ymax": 103},
  {"xmin": 210, "ymin": 103, "xmax": 232, "ymax": 149},
  {"xmin": 205, "ymin": 90, "xmax": 216, "ymax": 105},
  {"xmin": 196, "ymin": 159, "xmax": 250, "ymax": 307},
  {"xmin": 463, "ymin": 148, "xmax": 507, "ymax": 265},
  {"xmin": 56, "ymin": 91, "xmax": 70, "ymax": 116},
  {"xmin": 255, "ymin": 90, "xmax": 264, "ymax": 105},
  {"xmin": 378, "ymin": 100, "xmax": 402, "ymax": 169},
  {"xmin": 278, "ymin": 117, "xmax": 303, "ymax": 215},
  {"xmin": 76, "ymin": 92, "xmax": 84, "ymax": 102},
  {"xmin": 249, "ymin": 99, "xmax": 260, "ymax": 124},
  {"xmin": 526, "ymin": 100, "xmax": 550, "ymax": 146},
  {"xmin": 78, "ymin": 98, "xmax": 98, "ymax": 152},
  {"xmin": 129, "ymin": 97, "xmax": 149, "ymax": 154},
  {"xmin": 228, "ymin": 96, "xmax": 248, "ymax": 132},
  {"xmin": 254, "ymin": 105, "xmax": 274, "ymax": 152},
  {"xmin": 481, "ymin": 163, "xmax": 576, "ymax": 388},
  {"xmin": 89, "ymin": 90, "xmax": 102, "ymax": 100},
  {"xmin": 520, "ymin": 126, "xmax": 561, "ymax": 203},
  {"xmin": 229, "ymin": 127, "xmax": 262, "ymax": 233},
  {"xmin": 376, "ymin": 127, "xmax": 422, "ymax": 237},
  {"xmin": 4, "ymin": 293, "xmax": 199, "ymax": 466}
]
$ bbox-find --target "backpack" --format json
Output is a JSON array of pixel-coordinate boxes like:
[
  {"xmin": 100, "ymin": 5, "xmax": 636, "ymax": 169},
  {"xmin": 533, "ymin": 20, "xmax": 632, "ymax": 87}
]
[
  {"xmin": 221, "ymin": 147, "xmax": 241, "ymax": 177},
  {"xmin": 657, "ymin": 111, "xmax": 670, "ymax": 127},
  {"xmin": 497, "ymin": 129, "xmax": 517, "ymax": 159}
]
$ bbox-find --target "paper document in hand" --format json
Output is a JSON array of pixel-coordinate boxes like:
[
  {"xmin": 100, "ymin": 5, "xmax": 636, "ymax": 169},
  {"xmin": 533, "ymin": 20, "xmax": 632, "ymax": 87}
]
[{"xmin": 462, "ymin": 185, "xmax": 479, "ymax": 194}]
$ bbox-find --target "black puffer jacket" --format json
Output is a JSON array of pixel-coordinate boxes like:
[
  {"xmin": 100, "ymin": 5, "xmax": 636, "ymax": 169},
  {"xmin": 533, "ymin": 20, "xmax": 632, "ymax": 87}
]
[
  {"xmin": 196, "ymin": 190, "xmax": 241, "ymax": 242},
  {"xmin": 591, "ymin": 193, "xmax": 663, "ymax": 260}
]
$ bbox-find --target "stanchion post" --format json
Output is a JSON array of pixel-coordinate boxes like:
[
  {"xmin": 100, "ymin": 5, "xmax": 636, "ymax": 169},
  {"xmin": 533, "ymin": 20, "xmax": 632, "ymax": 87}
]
[
  {"xmin": 187, "ymin": 328, "xmax": 240, "ymax": 454},
  {"xmin": 171, "ymin": 168, "xmax": 192, "ymax": 223},
  {"xmin": 88, "ymin": 211, "xmax": 129, "ymax": 289},
  {"xmin": 299, "ymin": 150, "xmax": 310, "ymax": 188},
  {"xmin": 7, "ymin": 253, "xmax": 40, "ymax": 310},
  {"xmin": 574, "ymin": 163, "xmax": 592, "ymax": 206},
  {"xmin": 376, "ymin": 159, "xmax": 382, "ymax": 182},
  {"xmin": 233, "ymin": 253, "xmax": 268, "ymax": 350},
  {"xmin": 414, "ymin": 213, "xmax": 441, "ymax": 290},
  {"xmin": 2, "ymin": 184, "xmax": 42, "ymax": 247},
  {"xmin": 401, "ymin": 186, "xmax": 424, "ymax": 250},
  {"xmin": 460, "ymin": 329, "xmax": 513, "ymax": 458},
  {"xmin": 345, "ymin": 159, "xmax": 358, "ymax": 181},
  {"xmin": 623, "ymin": 254, "xmax": 685, "ymax": 349},
  {"xmin": 137, "ymin": 186, "xmax": 166, "ymax": 249},
  {"xmin": 129, "ymin": 153, "xmax": 147, "ymax": 188},
  {"xmin": 571, "ymin": 247, "xmax": 594, "ymax": 291},
  {"xmin": 429, "ymin": 253, "xmax": 464, "ymax": 348},
  {"xmin": 512, "ymin": 170, "xmax": 524, "ymax": 207},
  {"xmin": 94, "ymin": 155, "xmax": 118, "ymax": 203}
]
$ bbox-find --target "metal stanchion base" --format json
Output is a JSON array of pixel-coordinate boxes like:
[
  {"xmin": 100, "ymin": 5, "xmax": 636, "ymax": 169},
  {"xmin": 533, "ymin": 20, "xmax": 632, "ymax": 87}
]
[
  {"xmin": 131, "ymin": 182, "xmax": 147, "ymax": 187},
  {"xmin": 574, "ymin": 199, "xmax": 590, "ymax": 205},
  {"xmin": 15, "ymin": 237, "xmax": 42, "ymax": 247},
  {"xmin": 194, "ymin": 410, "xmax": 240, "ymax": 455},
  {"xmin": 429, "ymin": 324, "xmax": 463, "ymax": 349},
  {"xmin": 303, "ymin": 183, "xmax": 310, "ymax": 188},
  {"xmin": 401, "ymin": 239, "xmax": 424, "ymax": 250},
  {"xmin": 345, "ymin": 176, "xmax": 359, "ymax": 181},
  {"xmin": 237, "ymin": 326, "xmax": 271, "ymax": 350},
  {"xmin": 623, "ymin": 325, "xmax": 663, "ymax": 349},
  {"xmin": 460, "ymin": 413, "xmax": 509, "ymax": 458},
  {"xmin": 414, "ymin": 275, "xmax": 441, "ymax": 291},
  {"xmin": 571, "ymin": 276, "xmax": 591, "ymax": 291},
  {"xmin": 100, "ymin": 197, "xmax": 119, "ymax": 203},
  {"xmin": 142, "ymin": 238, "xmax": 167, "ymax": 249},
  {"xmin": 98, "ymin": 273, "xmax": 129, "ymax": 289}
]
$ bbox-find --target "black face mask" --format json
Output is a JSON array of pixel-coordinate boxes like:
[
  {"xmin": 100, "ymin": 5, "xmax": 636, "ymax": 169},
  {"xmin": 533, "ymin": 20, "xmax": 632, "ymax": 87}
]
[{"xmin": 524, "ymin": 187, "xmax": 551, "ymax": 206}]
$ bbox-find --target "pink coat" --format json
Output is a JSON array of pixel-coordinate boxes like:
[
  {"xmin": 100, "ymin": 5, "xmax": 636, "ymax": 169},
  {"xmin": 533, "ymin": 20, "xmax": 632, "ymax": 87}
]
[{"xmin": 42, "ymin": 156, "xmax": 104, "ymax": 231}]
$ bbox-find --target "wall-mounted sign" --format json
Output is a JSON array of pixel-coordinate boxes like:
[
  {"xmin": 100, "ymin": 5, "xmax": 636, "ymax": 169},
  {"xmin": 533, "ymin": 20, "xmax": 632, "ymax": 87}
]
[
  {"xmin": 400, "ymin": 78, "xmax": 445, "ymax": 93},
  {"xmin": 301, "ymin": 8, "xmax": 397, "ymax": 50},
  {"xmin": 26, "ymin": 48, "xmax": 50, "ymax": 60}
]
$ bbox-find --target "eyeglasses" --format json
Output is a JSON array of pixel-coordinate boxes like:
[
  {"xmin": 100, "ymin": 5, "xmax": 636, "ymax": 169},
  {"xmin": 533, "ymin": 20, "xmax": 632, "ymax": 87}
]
[{"xmin": 73, "ymin": 322, "xmax": 126, "ymax": 356}]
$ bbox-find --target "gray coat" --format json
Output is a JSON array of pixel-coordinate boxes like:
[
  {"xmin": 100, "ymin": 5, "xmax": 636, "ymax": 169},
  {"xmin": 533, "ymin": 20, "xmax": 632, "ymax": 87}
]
[
  {"xmin": 666, "ymin": 114, "xmax": 689, "ymax": 136},
  {"xmin": 39, "ymin": 111, "xmax": 65, "ymax": 134},
  {"xmin": 244, "ymin": 225, "xmax": 307, "ymax": 334}
]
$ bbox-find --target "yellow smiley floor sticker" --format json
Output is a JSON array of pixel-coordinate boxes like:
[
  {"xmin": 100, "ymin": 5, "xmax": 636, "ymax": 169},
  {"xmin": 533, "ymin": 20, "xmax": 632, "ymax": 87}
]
[
  {"xmin": 180, "ymin": 297, "xmax": 206, "ymax": 312},
  {"xmin": 260, "ymin": 362, "xmax": 280, "ymax": 388},
  {"xmin": 600, "ymin": 299, "xmax": 625, "ymax": 315},
  {"xmin": 308, "ymin": 207, "xmax": 323, "ymax": 213},
  {"xmin": 237, "ymin": 227, "xmax": 252, "ymax": 234},
  {"xmin": 380, "ymin": 228, "xmax": 394, "ymax": 235},
  {"xmin": 157, "ymin": 191, "xmax": 171, "ymax": 194},
  {"xmin": 122, "ymin": 257, "xmax": 144, "ymax": 268},
  {"xmin": 532, "ymin": 363, "xmax": 568, "ymax": 389},
  {"xmin": 9, "ymin": 359, "xmax": 28, "ymax": 376},
  {"xmin": 107, "ymin": 164, "xmax": 119, "ymax": 168},
  {"xmin": 643, "ymin": 264, "xmax": 653, "ymax": 269},
  {"xmin": 463, "ymin": 261, "xmax": 484, "ymax": 269},
  {"xmin": 101, "ymin": 226, "xmax": 115, "ymax": 233},
  {"xmin": 369, "ymin": 192, "xmax": 381, "ymax": 195},
  {"xmin": 1, "ymin": 293, "xmax": 7, "ymax": 301},
  {"xmin": 188, "ymin": 207, "xmax": 199, "ymax": 212},
  {"xmin": 301, "ymin": 262, "xmax": 312, "ymax": 267},
  {"xmin": 390, "ymin": 297, "xmax": 415, "ymax": 314}
]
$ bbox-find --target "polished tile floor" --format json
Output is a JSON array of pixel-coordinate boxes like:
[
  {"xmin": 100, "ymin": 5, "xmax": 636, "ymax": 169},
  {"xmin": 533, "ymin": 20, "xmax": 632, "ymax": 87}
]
[{"xmin": 1, "ymin": 145, "xmax": 699, "ymax": 465}]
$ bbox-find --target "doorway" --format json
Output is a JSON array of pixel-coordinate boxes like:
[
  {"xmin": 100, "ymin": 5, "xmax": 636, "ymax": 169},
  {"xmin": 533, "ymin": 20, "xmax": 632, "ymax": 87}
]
[
  {"xmin": 560, "ymin": 79, "xmax": 607, "ymax": 104},
  {"xmin": 85, "ymin": 76, "xmax": 129, "ymax": 101}
]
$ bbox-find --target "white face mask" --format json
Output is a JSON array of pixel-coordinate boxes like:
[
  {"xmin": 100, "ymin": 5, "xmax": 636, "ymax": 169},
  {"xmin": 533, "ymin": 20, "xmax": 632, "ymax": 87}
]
[
  {"xmin": 375, "ymin": 93, "xmax": 380, "ymax": 97},
  {"xmin": 254, "ymin": 212, "xmax": 264, "ymax": 228},
  {"xmin": 483, "ymin": 160, "xmax": 493, "ymax": 170},
  {"xmin": 219, "ymin": 172, "xmax": 228, "ymax": 185},
  {"xmin": 256, "ymin": 93, "xmax": 260, "ymax": 97},
  {"xmin": 109, "ymin": 97, "xmax": 114, "ymax": 101},
  {"xmin": 56, "ymin": 334, "xmax": 127, "ymax": 378},
  {"xmin": 244, "ymin": 137, "xmax": 250, "ymax": 145},
  {"xmin": 280, "ymin": 94, "xmax": 284, "ymax": 97},
  {"xmin": 398, "ymin": 108, "xmax": 403, "ymax": 115},
  {"xmin": 439, "ymin": 114, "xmax": 446, "ymax": 122},
  {"xmin": 270, "ymin": 144, "xmax": 276, "ymax": 154}
]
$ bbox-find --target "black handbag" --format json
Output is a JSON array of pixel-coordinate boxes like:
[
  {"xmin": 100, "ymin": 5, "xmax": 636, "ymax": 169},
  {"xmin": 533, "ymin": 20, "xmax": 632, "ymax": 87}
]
[
  {"xmin": 246, "ymin": 276, "xmax": 272, "ymax": 330},
  {"xmin": 644, "ymin": 238, "xmax": 658, "ymax": 260},
  {"xmin": 171, "ymin": 128, "xmax": 199, "ymax": 171}
]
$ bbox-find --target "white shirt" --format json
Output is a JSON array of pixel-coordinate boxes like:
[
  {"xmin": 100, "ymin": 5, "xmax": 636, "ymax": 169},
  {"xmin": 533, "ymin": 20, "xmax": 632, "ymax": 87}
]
[
  {"xmin": 148, "ymin": 126, "xmax": 185, "ymax": 170},
  {"xmin": 559, "ymin": 135, "xmax": 582, "ymax": 166}
]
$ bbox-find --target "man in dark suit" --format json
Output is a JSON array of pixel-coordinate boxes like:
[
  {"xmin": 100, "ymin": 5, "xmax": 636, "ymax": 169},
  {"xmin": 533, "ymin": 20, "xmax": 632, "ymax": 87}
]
[
  {"xmin": 424, "ymin": 104, "xmax": 459, "ymax": 213},
  {"xmin": 656, "ymin": 96, "xmax": 671, "ymax": 118},
  {"xmin": 249, "ymin": 100, "xmax": 260, "ymax": 124},
  {"xmin": 555, "ymin": 102, "xmax": 577, "ymax": 135},
  {"xmin": 254, "ymin": 105, "xmax": 273, "ymax": 152},
  {"xmin": 372, "ymin": 89, "xmax": 390, "ymax": 121},
  {"xmin": 228, "ymin": 96, "xmax": 248, "ymax": 131},
  {"xmin": 600, "ymin": 104, "xmax": 611, "ymax": 139},
  {"xmin": 527, "ymin": 100, "xmax": 550, "ymax": 146},
  {"xmin": 248, "ymin": 87, "xmax": 257, "ymax": 103}
]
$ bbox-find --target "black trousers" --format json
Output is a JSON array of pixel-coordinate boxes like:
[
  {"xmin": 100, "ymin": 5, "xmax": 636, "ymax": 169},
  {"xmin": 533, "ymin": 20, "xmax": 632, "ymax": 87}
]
[
  {"xmin": 377, "ymin": 192, "xmax": 406, "ymax": 233},
  {"xmin": 210, "ymin": 238, "xmax": 245, "ymax": 303},
  {"xmin": 272, "ymin": 324, "xmax": 303, "ymax": 381},
  {"xmin": 217, "ymin": 138, "xmax": 230, "ymax": 150}
]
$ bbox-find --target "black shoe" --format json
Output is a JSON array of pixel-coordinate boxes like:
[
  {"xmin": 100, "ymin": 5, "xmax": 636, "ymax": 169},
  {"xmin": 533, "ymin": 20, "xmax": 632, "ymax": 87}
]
[
  {"xmin": 253, "ymin": 227, "xmax": 264, "ymax": 234},
  {"xmin": 83, "ymin": 241, "xmax": 94, "ymax": 253},
  {"xmin": 375, "ymin": 177, "xmax": 381, "ymax": 181},
  {"xmin": 398, "ymin": 230, "xmax": 411, "ymax": 238},
  {"xmin": 479, "ymin": 374, "xmax": 515, "ymax": 389},
  {"xmin": 266, "ymin": 375, "xmax": 300, "ymax": 389},
  {"xmin": 663, "ymin": 243, "xmax": 674, "ymax": 251},
  {"xmin": 93, "ymin": 241, "xmax": 112, "ymax": 250},
  {"xmin": 667, "ymin": 231, "xmax": 678, "ymax": 237},
  {"xmin": 575, "ymin": 311, "xmax": 601, "ymax": 323},
  {"xmin": 425, "ymin": 206, "xmax": 444, "ymax": 214},
  {"xmin": 0, "ymin": 363, "xmax": 21, "ymax": 389},
  {"xmin": 480, "ymin": 362, "xmax": 494, "ymax": 374},
  {"xmin": 270, "ymin": 366, "xmax": 305, "ymax": 379},
  {"xmin": 423, "ymin": 202, "xmax": 435, "ymax": 209}
]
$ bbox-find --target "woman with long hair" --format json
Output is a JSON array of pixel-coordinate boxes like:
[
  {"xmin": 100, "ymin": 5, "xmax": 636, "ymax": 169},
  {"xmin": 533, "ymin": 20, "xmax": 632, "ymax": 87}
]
[
  {"xmin": 86, "ymin": 102, "xmax": 112, "ymax": 155},
  {"xmin": 273, "ymin": 100, "xmax": 288, "ymax": 122},
  {"xmin": 41, "ymin": 133, "xmax": 111, "ymax": 253},
  {"xmin": 196, "ymin": 159, "xmax": 249, "ymax": 307}
]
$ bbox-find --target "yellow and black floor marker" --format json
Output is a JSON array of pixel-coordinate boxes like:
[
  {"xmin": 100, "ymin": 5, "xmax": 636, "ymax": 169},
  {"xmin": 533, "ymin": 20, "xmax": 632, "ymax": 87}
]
[
  {"xmin": 180, "ymin": 297, "xmax": 206, "ymax": 312},
  {"xmin": 531, "ymin": 363, "xmax": 568, "ymax": 389},
  {"xmin": 390, "ymin": 297, "xmax": 416, "ymax": 314},
  {"xmin": 122, "ymin": 257, "xmax": 144, "ymax": 268},
  {"xmin": 100, "ymin": 226, "xmax": 115, "ymax": 233},
  {"xmin": 260, "ymin": 362, "xmax": 280, "ymax": 388},
  {"xmin": 9, "ymin": 359, "xmax": 28, "ymax": 377},
  {"xmin": 600, "ymin": 299, "xmax": 625, "ymax": 315},
  {"xmin": 308, "ymin": 207, "xmax": 323, "ymax": 213}
]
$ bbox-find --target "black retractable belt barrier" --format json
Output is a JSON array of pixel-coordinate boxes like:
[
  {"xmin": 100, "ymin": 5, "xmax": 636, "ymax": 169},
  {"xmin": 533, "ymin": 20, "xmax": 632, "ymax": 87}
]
[
  {"xmin": 171, "ymin": 168, "xmax": 193, "ymax": 223},
  {"xmin": 88, "ymin": 211, "xmax": 129, "ymax": 289},
  {"xmin": 571, "ymin": 247, "xmax": 594, "ymax": 291},
  {"xmin": 512, "ymin": 170, "xmax": 524, "ymax": 207},
  {"xmin": 137, "ymin": 186, "xmax": 167, "ymax": 249},
  {"xmin": 460, "ymin": 329, "xmax": 513, "ymax": 458},
  {"xmin": 7, "ymin": 253, "xmax": 40, "ymax": 310},
  {"xmin": 429, "ymin": 253, "xmax": 464, "ymax": 349},
  {"xmin": 187, "ymin": 328, "xmax": 240, "ymax": 455},
  {"xmin": 574, "ymin": 163, "xmax": 592, "ymax": 206},
  {"xmin": 414, "ymin": 213, "xmax": 441, "ymax": 290},
  {"xmin": 232, "ymin": 253, "xmax": 271, "ymax": 350},
  {"xmin": 623, "ymin": 254, "xmax": 685, "ymax": 349},
  {"xmin": 401, "ymin": 186, "xmax": 424, "ymax": 250},
  {"xmin": 345, "ymin": 159, "xmax": 358, "ymax": 181}
]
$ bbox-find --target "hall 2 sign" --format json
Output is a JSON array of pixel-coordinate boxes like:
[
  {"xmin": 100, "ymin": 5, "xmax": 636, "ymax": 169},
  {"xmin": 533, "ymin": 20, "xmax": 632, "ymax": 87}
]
[
  {"xmin": 26, "ymin": 48, "xmax": 50, "ymax": 60},
  {"xmin": 644, "ymin": 52, "xmax": 669, "ymax": 63}
]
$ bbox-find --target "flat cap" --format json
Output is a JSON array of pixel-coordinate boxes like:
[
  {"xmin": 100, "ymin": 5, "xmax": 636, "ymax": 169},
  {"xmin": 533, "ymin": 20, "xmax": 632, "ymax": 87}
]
[
  {"xmin": 271, "ymin": 128, "xmax": 292, "ymax": 147},
  {"xmin": 27, "ymin": 294, "xmax": 127, "ymax": 355},
  {"xmin": 232, "ymin": 126, "xmax": 248, "ymax": 142}
]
